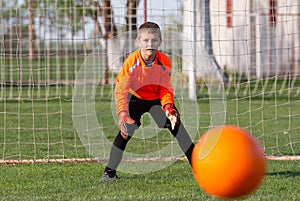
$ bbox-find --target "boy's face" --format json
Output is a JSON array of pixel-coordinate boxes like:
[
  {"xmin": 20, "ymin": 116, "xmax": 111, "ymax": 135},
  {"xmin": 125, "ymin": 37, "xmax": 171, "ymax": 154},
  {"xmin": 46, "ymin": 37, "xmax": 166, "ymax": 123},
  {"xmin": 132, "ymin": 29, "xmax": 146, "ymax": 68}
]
[{"xmin": 136, "ymin": 32, "xmax": 162, "ymax": 61}]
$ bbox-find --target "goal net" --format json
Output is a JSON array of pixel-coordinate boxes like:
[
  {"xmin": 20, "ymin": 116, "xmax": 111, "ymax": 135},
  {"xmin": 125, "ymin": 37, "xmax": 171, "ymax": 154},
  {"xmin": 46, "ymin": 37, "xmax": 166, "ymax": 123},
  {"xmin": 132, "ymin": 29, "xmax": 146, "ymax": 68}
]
[{"xmin": 0, "ymin": 0, "xmax": 299, "ymax": 168}]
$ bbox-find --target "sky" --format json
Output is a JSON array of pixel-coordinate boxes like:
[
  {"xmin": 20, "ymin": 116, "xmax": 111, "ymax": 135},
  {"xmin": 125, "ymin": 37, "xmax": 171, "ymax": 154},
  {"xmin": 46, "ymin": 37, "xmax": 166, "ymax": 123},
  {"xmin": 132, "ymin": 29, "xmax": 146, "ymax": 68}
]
[
  {"xmin": 108, "ymin": 0, "xmax": 183, "ymax": 27},
  {"xmin": 80, "ymin": 0, "xmax": 183, "ymax": 40},
  {"xmin": 5, "ymin": 0, "xmax": 183, "ymax": 41}
]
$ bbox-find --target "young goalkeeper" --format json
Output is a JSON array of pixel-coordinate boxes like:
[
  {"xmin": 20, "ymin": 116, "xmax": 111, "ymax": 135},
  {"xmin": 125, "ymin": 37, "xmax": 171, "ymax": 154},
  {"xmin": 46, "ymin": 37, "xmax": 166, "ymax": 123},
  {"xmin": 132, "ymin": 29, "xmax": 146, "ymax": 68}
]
[{"xmin": 101, "ymin": 22, "xmax": 195, "ymax": 181}]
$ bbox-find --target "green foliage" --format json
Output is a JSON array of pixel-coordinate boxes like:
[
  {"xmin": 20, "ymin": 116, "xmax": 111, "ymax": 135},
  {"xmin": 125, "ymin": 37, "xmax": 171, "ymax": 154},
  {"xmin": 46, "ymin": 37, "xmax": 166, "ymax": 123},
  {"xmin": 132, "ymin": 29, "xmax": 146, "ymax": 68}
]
[{"xmin": 20, "ymin": 0, "xmax": 95, "ymax": 32}]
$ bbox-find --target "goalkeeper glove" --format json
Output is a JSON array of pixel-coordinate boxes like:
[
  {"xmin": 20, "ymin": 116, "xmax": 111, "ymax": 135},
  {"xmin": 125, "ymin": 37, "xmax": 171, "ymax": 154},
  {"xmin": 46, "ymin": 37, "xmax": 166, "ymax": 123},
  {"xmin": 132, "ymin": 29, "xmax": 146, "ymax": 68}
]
[
  {"xmin": 118, "ymin": 111, "xmax": 135, "ymax": 139},
  {"xmin": 164, "ymin": 104, "xmax": 178, "ymax": 130}
]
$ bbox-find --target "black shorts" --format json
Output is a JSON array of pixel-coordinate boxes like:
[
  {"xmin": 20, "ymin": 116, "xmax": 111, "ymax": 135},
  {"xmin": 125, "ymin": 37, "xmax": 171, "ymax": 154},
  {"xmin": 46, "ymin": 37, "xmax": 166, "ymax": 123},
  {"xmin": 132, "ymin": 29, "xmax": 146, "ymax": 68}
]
[{"xmin": 126, "ymin": 93, "xmax": 177, "ymax": 134}]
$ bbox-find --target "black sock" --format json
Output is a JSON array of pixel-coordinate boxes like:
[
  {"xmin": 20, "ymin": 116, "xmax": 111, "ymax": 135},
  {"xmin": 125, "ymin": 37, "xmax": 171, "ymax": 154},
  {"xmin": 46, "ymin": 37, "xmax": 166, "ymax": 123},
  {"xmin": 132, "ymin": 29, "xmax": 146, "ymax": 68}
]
[{"xmin": 105, "ymin": 131, "xmax": 130, "ymax": 171}]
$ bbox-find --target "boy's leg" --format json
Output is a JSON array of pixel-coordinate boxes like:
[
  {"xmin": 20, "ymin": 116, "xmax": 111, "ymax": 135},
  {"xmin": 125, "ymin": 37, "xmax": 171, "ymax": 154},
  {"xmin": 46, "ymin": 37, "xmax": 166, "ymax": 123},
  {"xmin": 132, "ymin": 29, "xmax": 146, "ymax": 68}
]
[
  {"xmin": 102, "ymin": 122, "xmax": 138, "ymax": 181},
  {"xmin": 104, "ymin": 119, "xmax": 139, "ymax": 169},
  {"xmin": 168, "ymin": 122, "xmax": 195, "ymax": 165},
  {"xmin": 104, "ymin": 131, "xmax": 131, "ymax": 173},
  {"xmin": 149, "ymin": 105, "xmax": 195, "ymax": 165},
  {"xmin": 103, "ymin": 95, "xmax": 144, "ymax": 180}
]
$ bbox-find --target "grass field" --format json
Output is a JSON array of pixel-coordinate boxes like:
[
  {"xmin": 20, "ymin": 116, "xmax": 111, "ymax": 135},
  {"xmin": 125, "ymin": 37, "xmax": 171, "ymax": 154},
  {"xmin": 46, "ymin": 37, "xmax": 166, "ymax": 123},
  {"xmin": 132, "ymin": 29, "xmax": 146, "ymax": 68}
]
[
  {"xmin": 0, "ymin": 77, "xmax": 300, "ymax": 200},
  {"xmin": 1, "ymin": 81, "xmax": 300, "ymax": 159},
  {"xmin": 0, "ymin": 160, "xmax": 299, "ymax": 200}
]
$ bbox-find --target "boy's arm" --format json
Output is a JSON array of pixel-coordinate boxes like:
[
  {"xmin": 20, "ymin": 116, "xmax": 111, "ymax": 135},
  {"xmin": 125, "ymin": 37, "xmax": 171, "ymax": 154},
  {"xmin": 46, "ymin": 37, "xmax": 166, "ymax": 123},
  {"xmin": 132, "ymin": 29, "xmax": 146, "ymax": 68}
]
[
  {"xmin": 114, "ymin": 62, "xmax": 135, "ymax": 138},
  {"xmin": 160, "ymin": 74, "xmax": 179, "ymax": 130},
  {"xmin": 114, "ymin": 64, "xmax": 131, "ymax": 115},
  {"xmin": 159, "ymin": 60, "xmax": 174, "ymax": 108},
  {"xmin": 160, "ymin": 74, "xmax": 178, "ymax": 130},
  {"xmin": 158, "ymin": 55, "xmax": 178, "ymax": 130}
]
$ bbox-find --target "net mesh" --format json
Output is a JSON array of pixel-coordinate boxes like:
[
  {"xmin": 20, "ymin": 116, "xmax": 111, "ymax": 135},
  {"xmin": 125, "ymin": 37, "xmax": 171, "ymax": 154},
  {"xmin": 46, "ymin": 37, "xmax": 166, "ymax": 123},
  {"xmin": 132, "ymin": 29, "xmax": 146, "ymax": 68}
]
[{"xmin": 0, "ymin": 0, "xmax": 299, "ymax": 163}]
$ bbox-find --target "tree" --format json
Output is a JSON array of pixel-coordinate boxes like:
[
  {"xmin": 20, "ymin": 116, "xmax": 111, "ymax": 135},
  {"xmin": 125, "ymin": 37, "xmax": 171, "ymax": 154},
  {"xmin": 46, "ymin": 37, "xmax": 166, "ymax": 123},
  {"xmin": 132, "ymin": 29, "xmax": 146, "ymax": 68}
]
[
  {"xmin": 89, "ymin": 0, "xmax": 104, "ymax": 41},
  {"xmin": 28, "ymin": 0, "xmax": 34, "ymax": 60},
  {"xmin": 126, "ymin": 0, "xmax": 140, "ymax": 33},
  {"xmin": 3, "ymin": 0, "xmax": 140, "ymax": 84},
  {"xmin": 93, "ymin": 0, "xmax": 140, "ymax": 80},
  {"xmin": 101, "ymin": 0, "xmax": 118, "ymax": 39},
  {"xmin": 124, "ymin": 0, "xmax": 140, "ymax": 55}
]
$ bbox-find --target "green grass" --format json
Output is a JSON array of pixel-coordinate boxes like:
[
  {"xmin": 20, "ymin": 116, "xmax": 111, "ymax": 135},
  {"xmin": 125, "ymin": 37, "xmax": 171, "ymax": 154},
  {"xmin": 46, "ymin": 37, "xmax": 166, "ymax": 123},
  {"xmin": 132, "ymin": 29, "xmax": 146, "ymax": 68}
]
[
  {"xmin": 0, "ymin": 56, "xmax": 83, "ymax": 82},
  {"xmin": 0, "ymin": 77, "xmax": 300, "ymax": 200},
  {"xmin": 1, "ymin": 81, "xmax": 300, "ymax": 159},
  {"xmin": 0, "ymin": 160, "xmax": 299, "ymax": 200}
]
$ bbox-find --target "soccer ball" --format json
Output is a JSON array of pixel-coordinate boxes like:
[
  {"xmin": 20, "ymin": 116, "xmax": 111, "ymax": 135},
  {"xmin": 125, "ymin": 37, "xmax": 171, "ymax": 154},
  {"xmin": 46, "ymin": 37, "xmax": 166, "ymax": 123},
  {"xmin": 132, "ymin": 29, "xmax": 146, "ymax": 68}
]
[{"xmin": 191, "ymin": 125, "xmax": 266, "ymax": 199}]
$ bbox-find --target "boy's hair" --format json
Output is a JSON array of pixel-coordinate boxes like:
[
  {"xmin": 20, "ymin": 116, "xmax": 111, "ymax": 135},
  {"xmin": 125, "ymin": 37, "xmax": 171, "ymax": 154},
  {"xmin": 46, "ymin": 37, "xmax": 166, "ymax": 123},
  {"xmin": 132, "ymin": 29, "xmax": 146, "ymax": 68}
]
[{"xmin": 137, "ymin": 22, "xmax": 162, "ymax": 40}]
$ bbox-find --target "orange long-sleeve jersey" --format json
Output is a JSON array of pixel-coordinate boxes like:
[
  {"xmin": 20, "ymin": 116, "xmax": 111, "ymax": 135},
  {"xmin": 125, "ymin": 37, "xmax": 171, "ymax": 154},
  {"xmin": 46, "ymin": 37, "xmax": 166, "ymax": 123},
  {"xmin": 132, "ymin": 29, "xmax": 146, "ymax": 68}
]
[{"xmin": 114, "ymin": 49, "xmax": 174, "ymax": 115}]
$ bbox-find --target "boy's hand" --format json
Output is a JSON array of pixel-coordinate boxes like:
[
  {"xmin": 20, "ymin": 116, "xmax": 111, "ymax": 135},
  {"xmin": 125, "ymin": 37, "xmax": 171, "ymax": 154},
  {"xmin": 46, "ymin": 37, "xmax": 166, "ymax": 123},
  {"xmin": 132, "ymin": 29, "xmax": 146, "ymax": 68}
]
[
  {"xmin": 164, "ymin": 104, "xmax": 178, "ymax": 130},
  {"xmin": 118, "ymin": 111, "xmax": 135, "ymax": 139}
]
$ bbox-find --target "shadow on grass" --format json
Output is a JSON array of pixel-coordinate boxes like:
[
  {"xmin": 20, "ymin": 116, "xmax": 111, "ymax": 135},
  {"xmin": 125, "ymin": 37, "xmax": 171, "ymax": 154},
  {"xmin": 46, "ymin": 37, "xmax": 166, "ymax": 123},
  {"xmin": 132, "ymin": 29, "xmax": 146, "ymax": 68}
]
[{"xmin": 267, "ymin": 171, "xmax": 300, "ymax": 177}]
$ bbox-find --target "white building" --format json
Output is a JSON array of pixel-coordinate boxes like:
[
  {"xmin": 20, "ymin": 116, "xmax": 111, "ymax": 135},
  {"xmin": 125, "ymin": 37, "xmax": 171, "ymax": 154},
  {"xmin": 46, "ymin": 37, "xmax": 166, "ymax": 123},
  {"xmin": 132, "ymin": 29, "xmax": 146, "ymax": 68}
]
[{"xmin": 183, "ymin": 0, "xmax": 300, "ymax": 78}]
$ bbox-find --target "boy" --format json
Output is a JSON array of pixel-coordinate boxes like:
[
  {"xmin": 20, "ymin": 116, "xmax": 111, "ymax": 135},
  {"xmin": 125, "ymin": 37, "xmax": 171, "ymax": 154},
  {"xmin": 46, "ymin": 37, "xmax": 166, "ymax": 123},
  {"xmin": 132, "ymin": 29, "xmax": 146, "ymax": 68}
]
[{"xmin": 101, "ymin": 22, "xmax": 195, "ymax": 181}]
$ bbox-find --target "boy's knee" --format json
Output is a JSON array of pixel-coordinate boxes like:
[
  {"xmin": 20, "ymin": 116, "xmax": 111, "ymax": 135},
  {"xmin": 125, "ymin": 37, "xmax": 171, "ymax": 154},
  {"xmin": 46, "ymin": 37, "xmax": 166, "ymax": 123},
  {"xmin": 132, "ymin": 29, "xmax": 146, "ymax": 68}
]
[
  {"xmin": 149, "ymin": 105, "xmax": 169, "ymax": 128},
  {"xmin": 125, "ymin": 122, "xmax": 140, "ymax": 136}
]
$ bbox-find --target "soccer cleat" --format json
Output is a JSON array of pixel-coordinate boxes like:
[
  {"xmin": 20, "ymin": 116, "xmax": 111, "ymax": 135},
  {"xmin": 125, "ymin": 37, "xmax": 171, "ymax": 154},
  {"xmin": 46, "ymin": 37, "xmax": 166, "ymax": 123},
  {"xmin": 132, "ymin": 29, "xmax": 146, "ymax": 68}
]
[{"xmin": 101, "ymin": 170, "xmax": 118, "ymax": 182}]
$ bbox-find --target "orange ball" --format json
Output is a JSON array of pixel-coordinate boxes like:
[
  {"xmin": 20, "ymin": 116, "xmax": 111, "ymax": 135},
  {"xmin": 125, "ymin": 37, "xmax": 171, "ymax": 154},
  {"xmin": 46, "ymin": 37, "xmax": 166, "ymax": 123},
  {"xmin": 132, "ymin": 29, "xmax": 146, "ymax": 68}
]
[{"xmin": 192, "ymin": 125, "xmax": 266, "ymax": 199}]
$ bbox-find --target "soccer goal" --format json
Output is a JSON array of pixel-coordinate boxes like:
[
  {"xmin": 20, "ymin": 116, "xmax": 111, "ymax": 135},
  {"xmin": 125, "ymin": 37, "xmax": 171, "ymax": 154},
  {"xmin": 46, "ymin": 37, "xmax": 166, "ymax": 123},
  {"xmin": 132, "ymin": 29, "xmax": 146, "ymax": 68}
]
[{"xmin": 0, "ymin": 0, "xmax": 299, "ymax": 167}]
